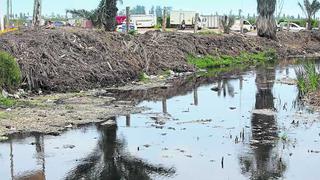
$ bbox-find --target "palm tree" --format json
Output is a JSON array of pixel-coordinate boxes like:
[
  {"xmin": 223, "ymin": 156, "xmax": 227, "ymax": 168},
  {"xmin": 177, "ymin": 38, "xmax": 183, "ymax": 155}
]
[
  {"xmin": 298, "ymin": 0, "xmax": 320, "ymax": 30},
  {"xmin": 256, "ymin": 0, "xmax": 277, "ymax": 40},
  {"xmin": 68, "ymin": 0, "xmax": 122, "ymax": 31},
  {"xmin": 65, "ymin": 125, "xmax": 175, "ymax": 180},
  {"xmin": 32, "ymin": 0, "xmax": 41, "ymax": 27}
]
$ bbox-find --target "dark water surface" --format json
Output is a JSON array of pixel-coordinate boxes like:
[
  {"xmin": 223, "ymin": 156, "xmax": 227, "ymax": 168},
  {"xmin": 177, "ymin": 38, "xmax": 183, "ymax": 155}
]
[{"xmin": 1, "ymin": 64, "xmax": 320, "ymax": 180}]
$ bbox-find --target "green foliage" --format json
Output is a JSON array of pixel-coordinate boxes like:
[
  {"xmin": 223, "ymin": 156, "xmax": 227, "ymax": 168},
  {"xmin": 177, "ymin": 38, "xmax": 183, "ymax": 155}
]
[
  {"xmin": 128, "ymin": 30, "xmax": 138, "ymax": 36},
  {"xmin": 0, "ymin": 95, "xmax": 16, "ymax": 108},
  {"xmin": 138, "ymin": 72, "xmax": 150, "ymax": 82},
  {"xmin": 298, "ymin": 0, "xmax": 320, "ymax": 30},
  {"xmin": 296, "ymin": 62, "xmax": 320, "ymax": 94},
  {"xmin": 67, "ymin": 0, "xmax": 122, "ymax": 31},
  {"xmin": 0, "ymin": 51, "xmax": 21, "ymax": 89},
  {"xmin": 157, "ymin": 16, "xmax": 171, "ymax": 28},
  {"xmin": 188, "ymin": 50, "xmax": 277, "ymax": 69}
]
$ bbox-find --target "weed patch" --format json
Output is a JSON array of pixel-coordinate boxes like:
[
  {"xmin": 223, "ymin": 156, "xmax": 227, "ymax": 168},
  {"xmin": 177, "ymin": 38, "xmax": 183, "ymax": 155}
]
[
  {"xmin": 0, "ymin": 95, "xmax": 16, "ymax": 108},
  {"xmin": 295, "ymin": 62, "xmax": 320, "ymax": 94},
  {"xmin": 188, "ymin": 49, "xmax": 277, "ymax": 69}
]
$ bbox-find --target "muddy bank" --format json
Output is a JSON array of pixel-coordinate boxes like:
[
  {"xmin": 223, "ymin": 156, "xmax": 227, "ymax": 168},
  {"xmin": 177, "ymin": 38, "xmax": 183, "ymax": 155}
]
[
  {"xmin": 304, "ymin": 91, "xmax": 320, "ymax": 109},
  {"xmin": 0, "ymin": 91, "xmax": 145, "ymax": 137},
  {"xmin": 1, "ymin": 28, "xmax": 320, "ymax": 92}
]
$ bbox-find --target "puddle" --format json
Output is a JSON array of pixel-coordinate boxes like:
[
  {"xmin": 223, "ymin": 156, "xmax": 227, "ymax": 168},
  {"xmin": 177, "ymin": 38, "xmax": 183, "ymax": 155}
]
[{"xmin": 1, "ymin": 64, "xmax": 320, "ymax": 180}]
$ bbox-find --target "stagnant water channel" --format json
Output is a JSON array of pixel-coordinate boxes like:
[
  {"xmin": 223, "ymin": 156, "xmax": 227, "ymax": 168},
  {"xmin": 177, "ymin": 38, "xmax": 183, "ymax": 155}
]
[{"xmin": 1, "ymin": 63, "xmax": 320, "ymax": 180}]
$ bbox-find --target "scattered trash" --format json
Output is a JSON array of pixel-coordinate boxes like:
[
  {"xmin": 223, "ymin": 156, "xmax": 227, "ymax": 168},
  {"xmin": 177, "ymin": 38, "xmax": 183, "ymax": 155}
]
[
  {"xmin": 63, "ymin": 144, "xmax": 76, "ymax": 149},
  {"xmin": 0, "ymin": 136, "xmax": 8, "ymax": 141}
]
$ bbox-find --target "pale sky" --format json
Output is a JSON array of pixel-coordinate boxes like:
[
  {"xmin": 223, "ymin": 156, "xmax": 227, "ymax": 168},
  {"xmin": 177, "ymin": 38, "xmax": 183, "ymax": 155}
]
[{"xmin": 0, "ymin": 0, "xmax": 315, "ymax": 18}]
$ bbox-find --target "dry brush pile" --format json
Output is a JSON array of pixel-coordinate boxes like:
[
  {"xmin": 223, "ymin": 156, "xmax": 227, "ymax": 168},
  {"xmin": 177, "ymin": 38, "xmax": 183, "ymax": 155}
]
[{"xmin": 1, "ymin": 28, "xmax": 320, "ymax": 92}]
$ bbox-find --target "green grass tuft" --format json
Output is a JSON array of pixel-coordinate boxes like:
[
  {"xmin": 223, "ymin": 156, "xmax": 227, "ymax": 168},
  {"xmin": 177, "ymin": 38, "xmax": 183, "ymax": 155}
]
[
  {"xmin": 138, "ymin": 72, "xmax": 150, "ymax": 82},
  {"xmin": 0, "ymin": 95, "xmax": 17, "ymax": 108},
  {"xmin": 0, "ymin": 51, "xmax": 21, "ymax": 89},
  {"xmin": 295, "ymin": 62, "xmax": 320, "ymax": 94},
  {"xmin": 188, "ymin": 49, "xmax": 277, "ymax": 69}
]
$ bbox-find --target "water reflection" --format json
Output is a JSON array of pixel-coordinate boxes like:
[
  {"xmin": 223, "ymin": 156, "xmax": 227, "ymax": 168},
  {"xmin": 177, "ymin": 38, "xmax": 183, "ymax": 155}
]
[
  {"xmin": 10, "ymin": 135, "xmax": 46, "ymax": 180},
  {"xmin": 239, "ymin": 66, "xmax": 286, "ymax": 179},
  {"xmin": 65, "ymin": 123, "xmax": 176, "ymax": 180}
]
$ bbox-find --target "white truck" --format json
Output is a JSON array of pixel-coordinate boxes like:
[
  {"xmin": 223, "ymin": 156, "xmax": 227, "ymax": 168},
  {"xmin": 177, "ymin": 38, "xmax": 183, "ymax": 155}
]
[
  {"xmin": 201, "ymin": 15, "xmax": 221, "ymax": 29},
  {"xmin": 130, "ymin": 14, "xmax": 157, "ymax": 28},
  {"xmin": 170, "ymin": 10, "xmax": 206, "ymax": 29},
  {"xmin": 231, "ymin": 19, "xmax": 254, "ymax": 33}
]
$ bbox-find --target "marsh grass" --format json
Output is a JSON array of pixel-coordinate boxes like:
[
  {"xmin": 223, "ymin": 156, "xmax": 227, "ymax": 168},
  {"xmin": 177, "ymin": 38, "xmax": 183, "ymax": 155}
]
[{"xmin": 295, "ymin": 62, "xmax": 320, "ymax": 94}]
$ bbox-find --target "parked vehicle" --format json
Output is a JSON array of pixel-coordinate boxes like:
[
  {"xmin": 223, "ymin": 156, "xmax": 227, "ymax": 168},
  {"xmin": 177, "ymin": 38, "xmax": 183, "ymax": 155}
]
[
  {"xmin": 116, "ymin": 23, "xmax": 137, "ymax": 33},
  {"xmin": 116, "ymin": 16, "xmax": 127, "ymax": 25},
  {"xmin": 53, "ymin": 21, "xmax": 65, "ymax": 27},
  {"xmin": 170, "ymin": 10, "xmax": 206, "ymax": 29},
  {"xmin": 130, "ymin": 14, "xmax": 156, "ymax": 28},
  {"xmin": 231, "ymin": 19, "xmax": 253, "ymax": 33},
  {"xmin": 201, "ymin": 15, "xmax": 220, "ymax": 29},
  {"xmin": 277, "ymin": 22, "xmax": 305, "ymax": 32}
]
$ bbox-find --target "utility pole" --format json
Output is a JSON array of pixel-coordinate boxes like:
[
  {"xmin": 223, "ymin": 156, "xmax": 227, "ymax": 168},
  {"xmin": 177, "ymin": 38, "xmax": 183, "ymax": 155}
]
[
  {"xmin": 6, "ymin": 0, "xmax": 9, "ymax": 27},
  {"xmin": 32, "ymin": 0, "xmax": 42, "ymax": 28},
  {"xmin": 162, "ymin": 7, "xmax": 167, "ymax": 32},
  {"xmin": 9, "ymin": 0, "xmax": 12, "ymax": 20},
  {"xmin": 194, "ymin": 13, "xmax": 199, "ymax": 33},
  {"xmin": 0, "ymin": 0, "xmax": 4, "ymax": 31},
  {"xmin": 126, "ymin": 6, "xmax": 130, "ymax": 33}
]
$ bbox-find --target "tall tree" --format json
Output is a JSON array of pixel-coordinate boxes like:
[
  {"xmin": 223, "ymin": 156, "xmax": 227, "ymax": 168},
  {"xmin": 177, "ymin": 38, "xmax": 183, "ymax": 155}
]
[
  {"xmin": 256, "ymin": 0, "xmax": 277, "ymax": 40},
  {"xmin": 32, "ymin": 0, "xmax": 42, "ymax": 27},
  {"xmin": 298, "ymin": 0, "xmax": 320, "ymax": 30},
  {"xmin": 130, "ymin": 5, "xmax": 146, "ymax": 15},
  {"xmin": 149, "ymin": 6, "xmax": 155, "ymax": 15},
  {"xmin": 68, "ymin": 0, "xmax": 122, "ymax": 31}
]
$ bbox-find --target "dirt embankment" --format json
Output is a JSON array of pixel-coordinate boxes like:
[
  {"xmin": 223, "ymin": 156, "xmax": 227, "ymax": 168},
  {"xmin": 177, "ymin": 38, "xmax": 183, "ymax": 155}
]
[{"xmin": 1, "ymin": 28, "xmax": 320, "ymax": 92}]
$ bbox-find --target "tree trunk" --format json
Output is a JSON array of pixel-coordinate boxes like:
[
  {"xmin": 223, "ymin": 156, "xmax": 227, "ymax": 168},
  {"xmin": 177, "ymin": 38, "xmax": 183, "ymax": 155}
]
[
  {"xmin": 103, "ymin": 0, "xmax": 118, "ymax": 31},
  {"xmin": 257, "ymin": 0, "xmax": 277, "ymax": 40},
  {"xmin": 32, "ymin": 0, "xmax": 41, "ymax": 28},
  {"xmin": 307, "ymin": 18, "xmax": 312, "ymax": 30}
]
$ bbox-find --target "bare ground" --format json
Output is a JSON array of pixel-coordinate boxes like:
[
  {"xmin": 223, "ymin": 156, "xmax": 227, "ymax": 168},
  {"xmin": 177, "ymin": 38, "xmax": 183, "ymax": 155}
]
[{"xmin": 0, "ymin": 91, "xmax": 146, "ymax": 137}]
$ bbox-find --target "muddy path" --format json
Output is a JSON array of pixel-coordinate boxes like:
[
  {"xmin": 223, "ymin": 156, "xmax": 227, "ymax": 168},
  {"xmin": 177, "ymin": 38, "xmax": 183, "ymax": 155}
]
[{"xmin": 1, "ymin": 62, "xmax": 320, "ymax": 180}]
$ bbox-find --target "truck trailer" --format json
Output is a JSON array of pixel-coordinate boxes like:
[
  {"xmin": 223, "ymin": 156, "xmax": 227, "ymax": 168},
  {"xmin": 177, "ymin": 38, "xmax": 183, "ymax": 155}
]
[
  {"xmin": 201, "ymin": 15, "xmax": 221, "ymax": 29},
  {"xmin": 170, "ymin": 10, "xmax": 197, "ymax": 27},
  {"xmin": 130, "ymin": 14, "xmax": 156, "ymax": 28}
]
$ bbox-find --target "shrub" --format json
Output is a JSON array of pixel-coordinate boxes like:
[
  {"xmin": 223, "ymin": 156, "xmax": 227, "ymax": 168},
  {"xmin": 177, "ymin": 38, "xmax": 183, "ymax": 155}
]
[{"xmin": 0, "ymin": 51, "xmax": 21, "ymax": 89}]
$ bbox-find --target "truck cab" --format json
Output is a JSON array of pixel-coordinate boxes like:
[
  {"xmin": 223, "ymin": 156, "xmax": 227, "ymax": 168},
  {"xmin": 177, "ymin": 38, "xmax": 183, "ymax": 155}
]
[{"xmin": 231, "ymin": 20, "xmax": 253, "ymax": 33}]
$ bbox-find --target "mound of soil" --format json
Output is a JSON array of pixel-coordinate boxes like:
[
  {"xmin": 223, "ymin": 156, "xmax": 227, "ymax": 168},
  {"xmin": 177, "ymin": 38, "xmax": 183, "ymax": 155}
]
[{"xmin": 1, "ymin": 28, "xmax": 320, "ymax": 92}]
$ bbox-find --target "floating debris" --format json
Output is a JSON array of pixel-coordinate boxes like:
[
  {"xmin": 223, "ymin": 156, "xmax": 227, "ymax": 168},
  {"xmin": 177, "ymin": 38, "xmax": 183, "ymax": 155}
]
[
  {"xmin": 63, "ymin": 144, "xmax": 76, "ymax": 149},
  {"xmin": 177, "ymin": 119, "xmax": 212, "ymax": 125},
  {"xmin": 252, "ymin": 109, "xmax": 276, "ymax": 116}
]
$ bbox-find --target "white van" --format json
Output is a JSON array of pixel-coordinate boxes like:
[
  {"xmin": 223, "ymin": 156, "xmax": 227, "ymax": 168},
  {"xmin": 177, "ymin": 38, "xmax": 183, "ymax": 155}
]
[{"xmin": 231, "ymin": 20, "xmax": 253, "ymax": 33}]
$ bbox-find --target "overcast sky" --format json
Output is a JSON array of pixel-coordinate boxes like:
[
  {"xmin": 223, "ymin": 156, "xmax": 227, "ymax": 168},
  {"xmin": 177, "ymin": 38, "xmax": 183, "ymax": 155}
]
[{"xmin": 0, "ymin": 0, "xmax": 314, "ymax": 18}]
